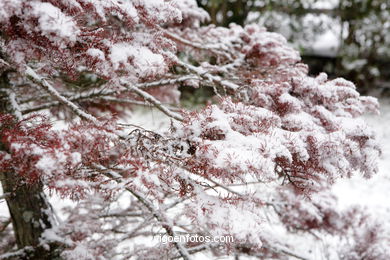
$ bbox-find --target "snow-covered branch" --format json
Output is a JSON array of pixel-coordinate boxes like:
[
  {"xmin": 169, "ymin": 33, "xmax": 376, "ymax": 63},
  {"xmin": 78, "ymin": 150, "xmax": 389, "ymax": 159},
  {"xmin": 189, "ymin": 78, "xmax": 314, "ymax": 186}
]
[
  {"xmin": 25, "ymin": 66, "xmax": 99, "ymax": 123},
  {"xmin": 137, "ymin": 75, "xmax": 199, "ymax": 90},
  {"xmin": 4, "ymin": 88, "xmax": 23, "ymax": 121},
  {"xmin": 177, "ymin": 60, "xmax": 239, "ymax": 92}
]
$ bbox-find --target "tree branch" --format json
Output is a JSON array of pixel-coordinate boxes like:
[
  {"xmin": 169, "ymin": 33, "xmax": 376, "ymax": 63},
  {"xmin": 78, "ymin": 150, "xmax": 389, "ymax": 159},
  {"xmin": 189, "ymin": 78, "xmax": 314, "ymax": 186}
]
[
  {"xmin": 99, "ymin": 97, "xmax": 181, "ymax": 112},
  {"xmin": 163, "ymin": 30, "xmax": 234, "ymax": 60},
  {"xmin": 177, "ymin": 60, "xmax": 239, "ymax": 92},
  {"xmin": 137, "ymin": 75, "xmax": 199, "ymax": 90},
  {"xmin": 25, "ymin": 66, "xmax": 99, "ymax": 123},
  {"xmin": 0, "ymin": 218, "xmax": 11, "ymax": 233},
  {"xmin": 7, "ymin": 89, "xmax": 23, "ymax": 121},
  {"xmin": 21, "ymin": 76, "xmax": 192, "ymax": 118},
  {"xmin": 120, "ymin": 80, "xmax": 183, "ymax": 121}
]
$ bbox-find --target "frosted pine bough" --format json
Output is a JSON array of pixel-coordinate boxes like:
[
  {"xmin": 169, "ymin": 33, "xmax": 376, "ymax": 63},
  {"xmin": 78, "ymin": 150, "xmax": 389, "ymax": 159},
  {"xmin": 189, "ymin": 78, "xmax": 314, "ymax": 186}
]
[{"xmin": 0, "ymin": 0, "xmax": 387, "ymax": 259}]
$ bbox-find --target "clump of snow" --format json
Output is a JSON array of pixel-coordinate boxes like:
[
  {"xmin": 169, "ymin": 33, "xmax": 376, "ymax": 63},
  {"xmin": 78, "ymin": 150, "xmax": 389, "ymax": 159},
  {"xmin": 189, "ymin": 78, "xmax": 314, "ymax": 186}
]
[
  {"xmin": 86, "ymin": 48, "xmax": 105, "ymax": 60},
  {"xmin": 29, "ymin": 2, "xmax": 79, "ymax": 45},
  {"xmin": 109, "ymin": 43, "xmax": 166, "ymax": 76}
]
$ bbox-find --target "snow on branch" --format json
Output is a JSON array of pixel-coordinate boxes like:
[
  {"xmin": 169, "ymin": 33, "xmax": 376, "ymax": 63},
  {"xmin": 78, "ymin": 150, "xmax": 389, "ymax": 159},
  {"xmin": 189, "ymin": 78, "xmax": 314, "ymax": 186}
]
[
  {"xmin": 177, "ymin": 60, "xmax": 239, "ymax": 91},
  {"xmin": 137, "ymin": 75, "xmax": 200, "ymax": 90},
  {"xmin": 4, "ymin": 88, "xmax": 23, "ymax": 121},
  {"xmin": 25, "ymin": 66, "xmax": 99, "ymax": 123}
]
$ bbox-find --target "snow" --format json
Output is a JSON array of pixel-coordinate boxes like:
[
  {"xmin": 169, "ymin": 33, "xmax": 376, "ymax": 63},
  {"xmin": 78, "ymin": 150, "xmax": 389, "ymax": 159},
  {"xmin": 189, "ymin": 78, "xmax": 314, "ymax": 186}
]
[
  {"xmin": 35, "ymin": 154, "xmax": 62, "ymax": 175},
  {"xmin": 30, "ymin": 2, "xmax": 79, "ymax": 44},
  {"xmin": 35, "ymin": 151, "xmax": 81, "ymax": 175},
  {"xmin": 133, "ymin": 0, "xmax": 182, "ymax": 23},
  {"xmin": 86, "ymin": 48, "xmax": 105, "ymax": 60},
  {"xmin": 311, "ymin": 28, "xmax": 340, "ymax": 57},
  {"xmin": 172, "ymin": 0, "xmax": 210, "ymax": 25},
  {"xmin": 312, "ymin": 0, "xmax": 339, "ymax": 9},
  {"xmin": 109, "ymin": 43, "xmax": 166, "ymax": 76},
  {"xmin": 61, "ymin": 244, "xmax": 94, "ymax": 260}
]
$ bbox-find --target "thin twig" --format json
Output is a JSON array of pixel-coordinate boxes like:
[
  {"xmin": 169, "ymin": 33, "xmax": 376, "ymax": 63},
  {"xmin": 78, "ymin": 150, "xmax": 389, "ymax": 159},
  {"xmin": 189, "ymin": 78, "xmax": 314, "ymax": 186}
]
[
  {"xmin": 0, "ymin": 218, "xmax": 11, "ymax": 233},
  {"xmin": 120, "ymin": 80, "xmax": 183, "ymax": 121},
  {"xmin": 163, "ymin": 29, "xmax": 234, "ymax": 61},
  {"xmin": 98, "ymin": 97, "xmax": 181, "ymax": 112}
]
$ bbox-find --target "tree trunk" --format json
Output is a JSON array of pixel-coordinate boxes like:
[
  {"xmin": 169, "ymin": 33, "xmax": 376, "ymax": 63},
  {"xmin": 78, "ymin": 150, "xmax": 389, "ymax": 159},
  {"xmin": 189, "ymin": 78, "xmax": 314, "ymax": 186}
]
[{"xmin": 0, "ymin": 71, "xmax": 62, "ymax": 259}]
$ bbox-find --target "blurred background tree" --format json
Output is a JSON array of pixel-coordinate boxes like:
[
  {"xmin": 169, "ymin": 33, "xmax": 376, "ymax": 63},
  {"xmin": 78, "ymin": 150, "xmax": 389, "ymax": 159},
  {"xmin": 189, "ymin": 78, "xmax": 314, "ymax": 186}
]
[{"xmin": 197, "ymin": 0, "xmax": 390, "ymax": 93}]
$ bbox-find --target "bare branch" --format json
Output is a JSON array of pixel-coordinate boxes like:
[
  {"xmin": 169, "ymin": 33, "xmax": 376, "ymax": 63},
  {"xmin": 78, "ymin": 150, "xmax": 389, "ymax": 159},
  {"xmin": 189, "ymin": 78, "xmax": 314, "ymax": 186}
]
[
  {"xmin": 98, "ymin": 211, "xmax": 144, "ymax": 218},
  {"xmin": 0, "ymin": 218, "xmax": 11, "ymax": 233},
  {"xmin": 124, "ymin": 216, "xmax": 154, "ymax": 240},
  {"xmin": 99, "ymin": 97, "xmax": 181, "ymax": 111},
  {"xmin": 163, "ymin": 30, "xmax": 234, "ymax": 60},
  {"xmin": 120, "ymin": 80, "xmax": 183, "ymax": 121}
]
